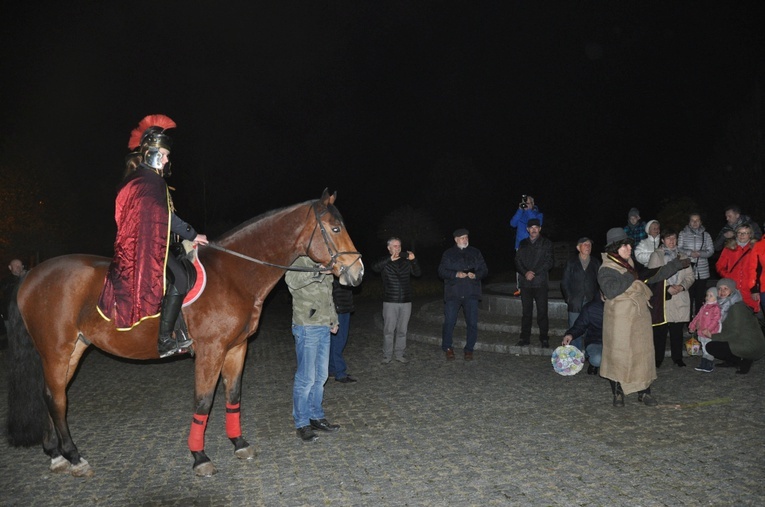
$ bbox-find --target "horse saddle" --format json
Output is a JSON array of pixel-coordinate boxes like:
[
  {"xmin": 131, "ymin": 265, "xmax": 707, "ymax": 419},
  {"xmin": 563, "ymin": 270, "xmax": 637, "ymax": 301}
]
[{"xmin": 171, "ymin": 241, "xmax": 208, "ymax": 308}]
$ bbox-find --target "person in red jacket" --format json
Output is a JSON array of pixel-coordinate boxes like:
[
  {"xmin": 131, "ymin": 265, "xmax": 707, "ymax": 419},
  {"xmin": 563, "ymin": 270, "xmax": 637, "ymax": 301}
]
[
  {"xmin": 715, "ymin": 224, "xmax": 758, "ymax": 313},
  {"xmin": 747, "ymin": 232, "xmax": 765, "ymax": 314}
]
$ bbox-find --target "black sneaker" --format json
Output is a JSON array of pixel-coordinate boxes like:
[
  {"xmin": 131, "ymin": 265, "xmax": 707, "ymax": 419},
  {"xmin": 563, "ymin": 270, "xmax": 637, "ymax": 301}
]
[
  {"xmin": 297, "ymin": 425, "xmax": 318, "ymax": 442},
  {"xmin": 310, "ymin": 418, "xmax": 340, "ymax": 432},
  {"xmin": 736, "ymin": 359, "xmax": 753, "ymax": 374}
]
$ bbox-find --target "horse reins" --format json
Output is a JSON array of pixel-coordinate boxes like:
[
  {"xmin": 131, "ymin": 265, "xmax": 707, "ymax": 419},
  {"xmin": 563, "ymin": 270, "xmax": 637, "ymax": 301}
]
[{"xmin": 206, "ymin": 201, "xmax": 362, "ymax": 274}]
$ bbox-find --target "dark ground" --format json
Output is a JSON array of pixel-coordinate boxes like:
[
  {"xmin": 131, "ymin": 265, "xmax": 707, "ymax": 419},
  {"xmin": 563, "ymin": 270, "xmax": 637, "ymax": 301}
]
[{"xmin": 0, "ymin": 291, "xmax": 764, "ymax": 506}]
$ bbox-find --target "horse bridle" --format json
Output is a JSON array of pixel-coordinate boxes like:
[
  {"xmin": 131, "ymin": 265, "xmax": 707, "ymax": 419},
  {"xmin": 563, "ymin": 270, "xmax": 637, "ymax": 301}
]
[{"xmin": 206, "ymin": 201, "xmax": 362, "ymax": 274}]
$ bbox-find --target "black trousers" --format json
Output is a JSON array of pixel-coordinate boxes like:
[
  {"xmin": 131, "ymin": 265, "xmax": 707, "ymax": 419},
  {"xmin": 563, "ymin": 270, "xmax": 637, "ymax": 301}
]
[
  {"xmin": 705, "ymin": 341, "xmax": 741, "ymax": 364},
  {"xmin": 166, "ymin": 254, "xmax": 190, "ymax": 294},
  {"xmin": 653, "ymin": 322, "xmax": 685, "ymax": 364},
  {"xmin": 688, "ymin": 278, "xmax": 709, "ymax": 317},
  {"xmin": 519, "ymin": 286, "xmax": 549, "ymax": 342}
]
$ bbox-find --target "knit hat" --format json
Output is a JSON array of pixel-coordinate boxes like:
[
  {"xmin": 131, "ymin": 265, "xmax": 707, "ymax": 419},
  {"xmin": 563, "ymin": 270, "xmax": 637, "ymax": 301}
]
[
  {"xmin": 644, "ymin": 219, "xmax": 659, "ymax": 234},
  {"xmin": 628, "ymin": 208, "xmax": 640, "ymax": 219},
  {"xmin": 706, "ymin": 287, "xmax": 718, "ymax": 299},
  {"xmin": 716, "ymin": 278, "xmax": 737, "ymax": 292},
  {"xmin": 453, "ymin": 228, "xmax": 469, "ymax": 237},
  {"xmin": 527, "ymin": 218, "xmax": 541, "ymax": 228},
  {"xmin": 606, "ymin": 228, "xmax": 630, "ymax": 247}
]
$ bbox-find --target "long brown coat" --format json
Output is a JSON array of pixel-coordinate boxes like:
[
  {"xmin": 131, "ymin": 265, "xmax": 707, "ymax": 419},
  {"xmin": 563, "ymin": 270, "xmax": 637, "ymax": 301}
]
[{"xmin": 598, "ymin": 253, "xmax": 656, "ymax": 394}]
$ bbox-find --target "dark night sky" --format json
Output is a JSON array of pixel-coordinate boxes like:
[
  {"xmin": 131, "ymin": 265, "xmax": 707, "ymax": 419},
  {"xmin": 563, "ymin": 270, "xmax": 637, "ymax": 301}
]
[{"xmin": 1, "ymin": 1, "xmax": 764, "ymax": 267}]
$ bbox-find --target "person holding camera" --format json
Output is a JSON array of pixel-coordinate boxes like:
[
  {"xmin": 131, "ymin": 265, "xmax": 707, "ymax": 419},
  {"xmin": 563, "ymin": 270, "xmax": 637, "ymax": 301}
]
[
  {"xmin": 509, "ymin": 195, "xmax": 543, "ymax": 296},
  {"xmin": 372, "ymin": 237, "xmax": 422, "ymax": 364}
]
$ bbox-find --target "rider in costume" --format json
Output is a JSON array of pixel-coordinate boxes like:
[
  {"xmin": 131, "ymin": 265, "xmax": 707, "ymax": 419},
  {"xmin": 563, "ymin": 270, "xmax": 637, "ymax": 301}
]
[{"xmin": 97, "ymin": 114, "xmax": 209, "ymax": 357}]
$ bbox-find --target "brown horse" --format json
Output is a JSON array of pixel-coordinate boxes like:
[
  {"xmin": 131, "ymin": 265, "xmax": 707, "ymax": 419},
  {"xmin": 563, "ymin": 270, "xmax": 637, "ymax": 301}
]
[{"xmin": 6, "ymin": 189, "xmax": 363, "ymax": 477}]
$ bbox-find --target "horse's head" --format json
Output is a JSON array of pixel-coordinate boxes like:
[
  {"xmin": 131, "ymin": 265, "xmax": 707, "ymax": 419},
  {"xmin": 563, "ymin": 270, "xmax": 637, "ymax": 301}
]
[{"xmin": 306, "ymin": 189, "xmax": 364, "ymax": 287}]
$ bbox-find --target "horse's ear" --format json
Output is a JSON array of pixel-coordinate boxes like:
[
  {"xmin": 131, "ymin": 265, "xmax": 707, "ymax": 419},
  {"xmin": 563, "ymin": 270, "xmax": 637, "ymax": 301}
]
[{"xmin": 321, "ymin": 188, "xmax": 336, "ymax": 206}]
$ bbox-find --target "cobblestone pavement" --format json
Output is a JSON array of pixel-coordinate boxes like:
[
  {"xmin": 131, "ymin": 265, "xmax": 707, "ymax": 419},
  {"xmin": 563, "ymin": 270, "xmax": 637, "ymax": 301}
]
[{"xmin": 1, "ymin": 295, "xmax": 763, "ymax": 506}]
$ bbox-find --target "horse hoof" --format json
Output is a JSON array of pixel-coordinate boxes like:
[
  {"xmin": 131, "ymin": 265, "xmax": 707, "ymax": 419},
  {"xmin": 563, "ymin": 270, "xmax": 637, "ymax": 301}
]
[
  {"xmin": 194, "ymin": 461, "xmax": 217, "ymax": 477},
  {"xmin": 70, "ymin": 458, "xmax": 94, "ymax": 477},
  {"xmin": 235, "ymin": 445, "xmax": 256, "ymax": 460},
  {"xmin": 50, "ymin": 456, "xmax": 72, "ymax": 473}
]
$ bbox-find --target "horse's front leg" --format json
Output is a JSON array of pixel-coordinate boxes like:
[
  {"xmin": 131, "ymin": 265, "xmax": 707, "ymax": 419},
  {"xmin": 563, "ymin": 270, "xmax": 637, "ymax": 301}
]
[
  {"xmin": 221, "ymin": 341, "xmax": 255, "ymax": 460},
  {"xmin": 188, "ymin": 347, "xmax": 224, "ymax": 477}
]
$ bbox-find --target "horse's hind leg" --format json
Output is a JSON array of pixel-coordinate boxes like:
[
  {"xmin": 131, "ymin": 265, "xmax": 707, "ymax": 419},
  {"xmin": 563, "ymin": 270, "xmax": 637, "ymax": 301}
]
[
  {"xmin": 222, "ymin": 342, "xmax": 255, "ymax": 460},
  {"xmin": 43, "ymin": 339, "xmax": 93, "ymax": 477},
  {"xmin": 42, "ymin": 415, "xmax": 70, "ymax": 473}
]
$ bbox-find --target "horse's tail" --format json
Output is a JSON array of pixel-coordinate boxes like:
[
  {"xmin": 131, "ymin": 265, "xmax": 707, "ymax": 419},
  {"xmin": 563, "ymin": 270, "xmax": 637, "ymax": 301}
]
[{"xmin": 6, "ymin": 274, "xmax": 48, "ymax": 446}]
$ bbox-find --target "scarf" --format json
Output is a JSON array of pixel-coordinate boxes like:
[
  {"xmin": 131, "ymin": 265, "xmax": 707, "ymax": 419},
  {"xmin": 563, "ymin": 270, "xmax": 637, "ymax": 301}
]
[
  {"xmin": 607, "ymin": 253, "xmax": 639, "ymax": 280},
  {"xmin": 718, "ymin": 290, "xmax": 743, "ymax": 322}
]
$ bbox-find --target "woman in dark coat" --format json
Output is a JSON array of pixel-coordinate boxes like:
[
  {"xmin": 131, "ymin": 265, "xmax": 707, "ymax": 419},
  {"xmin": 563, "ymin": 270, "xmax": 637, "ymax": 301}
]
[{"xmin": 705, "ymin": 278, "xmax": 765, "ymax": 374}]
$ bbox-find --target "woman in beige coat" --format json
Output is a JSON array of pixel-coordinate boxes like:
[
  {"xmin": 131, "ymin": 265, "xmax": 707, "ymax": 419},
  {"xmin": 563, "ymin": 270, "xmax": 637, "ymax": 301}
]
[
  {"xmin": 598, "ymin": 228, "xmax": 688, "ymax": 407},
  {"xmin": 647, "ymin": 228, "xmax": 696, "ymax": 367}
]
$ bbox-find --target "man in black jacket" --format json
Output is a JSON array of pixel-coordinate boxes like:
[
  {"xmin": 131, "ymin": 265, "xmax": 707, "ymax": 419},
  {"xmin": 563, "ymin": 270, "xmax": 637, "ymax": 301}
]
[
  {"xmin": 438, "ymin": 229, "xmax": 489, "ymax": 360},
  {"xmin": 560, "ymin": 237, "xmax": 601, "ymax": 351},
  {"xmin": 515, "ymin": 219, "xmax": 554, "ymax": 347},
  {"xmin": 372, "ymin": 237, "xmax": 422, "ymax": 363}
]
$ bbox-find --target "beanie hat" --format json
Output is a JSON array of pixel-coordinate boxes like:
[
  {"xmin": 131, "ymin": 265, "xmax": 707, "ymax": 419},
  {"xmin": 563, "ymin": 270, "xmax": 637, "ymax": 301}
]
[
  {"xmin": 644, "ymin": 220, "xmax": 659, "ymax": 234},
  {"xmin": 716, "ymin": 278, "xmax": 737, "ymax": 292},
  {"xmin": 527, "ymin": 218, "xmax": 541, "ymax": 228},
  {"xmin": 706, "ymin": 287, "xmax": 718, "ymax": 299},
  {"xmin": 453, "ymin": 228, "xmax": 469, "ymax": 237},
  {"xmin": 628, "ymin": 208, "xmax": 640, "ymax": 219}
]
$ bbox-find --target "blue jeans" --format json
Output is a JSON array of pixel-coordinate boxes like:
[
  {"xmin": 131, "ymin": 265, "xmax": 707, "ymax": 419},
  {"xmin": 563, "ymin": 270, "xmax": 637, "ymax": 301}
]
[
  {"xmin": 442, "ymin": 297, "xmax": 479, "ymax": 352},
  {"xmin": 329, "ymin": 313, "xmax": 350, "ymax": 379},
  {"xmin": 585, "ymin": 343, "xmax": 602, "ymax": 367},
  {"xmin": 292, "ymin": 324, "xmax": 330, "ymax": 428}
]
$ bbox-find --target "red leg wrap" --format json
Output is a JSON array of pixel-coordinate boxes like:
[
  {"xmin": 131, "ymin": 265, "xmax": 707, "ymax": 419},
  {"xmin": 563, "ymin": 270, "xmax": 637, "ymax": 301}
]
[
  {"xmin": 188, "ymin": 414, "xmax": 209, "ymax": 452},
  {"xmin": 225, "ymin": 403, "xmax": 242, "ymax": 439}
]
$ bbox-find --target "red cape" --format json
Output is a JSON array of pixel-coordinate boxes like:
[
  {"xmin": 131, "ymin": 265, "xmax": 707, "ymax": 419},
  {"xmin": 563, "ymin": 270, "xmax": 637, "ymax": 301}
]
[{"xmin": 98, "ymin": 168, "xmax": 170, "ymax": 329}]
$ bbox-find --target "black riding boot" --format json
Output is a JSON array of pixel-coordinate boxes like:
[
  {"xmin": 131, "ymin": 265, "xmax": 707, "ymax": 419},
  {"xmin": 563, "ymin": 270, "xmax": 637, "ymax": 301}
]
[
  {"xmin": 610, "ymin": 380, "xmax": 624, "ymax": 407},
  {"xmin": 158, "ymin": 285, "xmax": 192, "ymax": 358}
]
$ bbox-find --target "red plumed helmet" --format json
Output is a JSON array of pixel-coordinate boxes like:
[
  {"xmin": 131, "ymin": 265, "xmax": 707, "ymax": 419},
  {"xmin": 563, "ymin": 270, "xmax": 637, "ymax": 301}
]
[{"xmin": 128, "ymin": 114, "xmax": 176, "ymax": 150}]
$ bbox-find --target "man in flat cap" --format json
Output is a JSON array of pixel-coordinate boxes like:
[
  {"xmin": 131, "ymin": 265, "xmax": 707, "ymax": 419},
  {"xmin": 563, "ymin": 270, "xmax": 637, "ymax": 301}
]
[
  {"xmin": 438, "ymin": 229, "xmax": 488, "ymax": 360},
  {"xmin": 515, "ymin": 218, "xmax": 554, "ymax": 347},
  {"xmin": 560, "ymin": 237, "xmax": 601, "ymax": 361}
]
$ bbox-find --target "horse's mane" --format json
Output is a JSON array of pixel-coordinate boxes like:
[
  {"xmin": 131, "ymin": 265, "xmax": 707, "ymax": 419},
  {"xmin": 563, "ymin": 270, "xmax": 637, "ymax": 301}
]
[
  {"xmin": 215, "ymin": 197, "xmax": 345, "ymax": 243},
  {"xmin": 215, "ymin": 202, "xmax": 306, "ymax": 241}
]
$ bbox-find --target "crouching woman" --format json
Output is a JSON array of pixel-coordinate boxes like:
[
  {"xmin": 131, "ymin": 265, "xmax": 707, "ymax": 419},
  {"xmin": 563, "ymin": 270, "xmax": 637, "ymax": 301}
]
[{"xmin": 705, "ymin": 278, "xmax": 765, "ymax": 374}]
